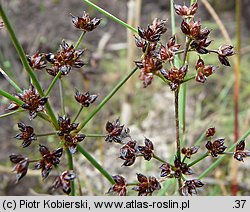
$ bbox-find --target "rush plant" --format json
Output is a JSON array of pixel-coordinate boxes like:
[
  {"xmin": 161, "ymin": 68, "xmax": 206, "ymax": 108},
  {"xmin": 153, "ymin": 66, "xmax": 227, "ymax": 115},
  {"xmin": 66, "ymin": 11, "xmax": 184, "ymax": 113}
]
[{"xmin": 0, "ymin": 0, "xmax": 249, "ymax": 196}]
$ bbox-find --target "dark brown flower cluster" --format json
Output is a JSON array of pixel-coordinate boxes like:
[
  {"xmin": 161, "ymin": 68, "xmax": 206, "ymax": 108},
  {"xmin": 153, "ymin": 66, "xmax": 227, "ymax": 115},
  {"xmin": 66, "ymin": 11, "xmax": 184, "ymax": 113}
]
[
  {"xmin": 71, "ymin": 12, "xmax": 102, "ymax": 32},
  {"xmin": 46, "ymin": 41, "xmax": 85, "ymax": 76},
  {"xmin": 233, "ymin": 140, "xmax": 250, "ymax": 162},
  {"xmin": 51, "ymin": 170, "xmax": 76, "ymax": 194},
  {"xmin": 135, "ymin": 19, "xmax": 168, "ymax": 87},
  {"xmin": 160, "ymin": 157, "xmax": 193, "ymax": 178},
  {"xmin": 174, "ymin": 1, "xmax": 198, "ymax": 18},
  {"xmin": 181, "ymin": 146, "xmax": 199, "ymax": 159},
  {"xmin": 27, "ymin": 52, "xmax": 47, "ymax": 70},
  {"xmin": 15, "ymin": 122, "xmax": 37, "ymax": 148},
  {"xmin": 35, "ymin": 144, "xmax": 63, "ymax": 179},
  {"xmin": 132, "ymin": 173, "xmax": 161, "ymax": 196},
  {"xmin": 195, "ymin": 57, "xmax": 216, "ymax": 83},
  {"xmin": 9, "ymin": 154, "xmax": 29, "ymax": 182},
  {"xmin": 58, "ymin": 115, "xmax": 85, "ymax": 154},
  {"xmin": 108, "ymin": 175, "xmax": 127, "ymax": 196},
  {"xmin": 119, "ymin": 138, "xmax": 154, "ymax": 166},
  {"xmin": 218, "ymin": 45, "xmax": 235, "ymax": 66},
  {"xmin": 160, "ymin": 65, "xmax": 188, "ymax": 90},
  {"xmin": 180, "ymin": 179, "xmax": 204, "ymax": 196},
  {"xmin": 105, "ymin": 118, "xmax": 130, "ymax": 143},
  {"xmin": 8, "ymin": 84, "xmax": 47, "ymax": 119},
  {"xmin": 75, "ymin": 90, "xmax": 98, "ymax": 107}
]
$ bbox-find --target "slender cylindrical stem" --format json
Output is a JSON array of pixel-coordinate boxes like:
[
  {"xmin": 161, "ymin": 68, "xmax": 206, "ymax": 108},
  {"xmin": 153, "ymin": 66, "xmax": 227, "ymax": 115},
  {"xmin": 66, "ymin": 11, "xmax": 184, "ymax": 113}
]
[
  {"xmin": 72, "ymin": 105, "xmax": 83, "ymax": 123},
  {"xmin": 65, "ymin": 148, "xmax": 75, "ymax": 196}
]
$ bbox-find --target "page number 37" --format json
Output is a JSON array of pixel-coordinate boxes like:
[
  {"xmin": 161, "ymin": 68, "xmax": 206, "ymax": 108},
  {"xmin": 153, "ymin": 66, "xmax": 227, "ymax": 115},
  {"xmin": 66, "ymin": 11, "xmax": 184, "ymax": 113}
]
[{"xmin": 233, "ymin": 200, "xmax": 246, "ymax": 209}]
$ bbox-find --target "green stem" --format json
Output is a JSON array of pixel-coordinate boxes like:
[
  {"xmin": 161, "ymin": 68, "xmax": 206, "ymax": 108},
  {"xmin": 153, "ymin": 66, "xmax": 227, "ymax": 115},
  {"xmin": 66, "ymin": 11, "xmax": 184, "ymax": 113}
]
[
  {"xmin": 66, "ymin": 148, "xmax": 76, "ymax": 196},
  {"xmin": 82, "ymin": 0, "xmax": 137, "ymax": 33},
  {"xmin": 44, "ymin": 71, "xmax": 62, "ymax": 97},
  {"xmin": 0, "ymin": 109, "xmax": 24, "ymax": 119},
  {"xmin": 59, "ymin": 79, "xmax": 65, "ymax": 115},
  {"xmin": 74, "ymin": 31, "xmax": 86, "ymax": 50},
  {"xmin": 36, "ymin": 132, "xmax": 57, "ymax": 137},
  {"xmin": 77, "ymin": 67, "xmax": 138, "ymax": 132},
  {"xmin": 188, "ymin": 151, "xmax": 209, "ymax": 167},
  {"xmin": 0, "ymin": 5, "xmax": 58, "ymax": 128},
  {"xmin": 77, "ymin": 145, "xmax": 115, "ymax": 184},
  {"xmin": 72, "ymin": 105, "xmax": 83, "ymax": 123},
  {"xmin": 153, "ymin": 154, "xmax": 166, "ymax": 164},
  {"xmin": 183, "ymin": 74, "xmax": 196, "ymax": 83},
  {"xmin": 0, "ymin": 89, "xmax": 24, "ymax": 105},
  {"xmin": 198, "ymin": 128, "xmax": 250, "ymax": 179},
  {"xmin": 85, "ymin": 134, "xmax": 106, "ymax": 138},
  {"xmin": 0, "ymin": 67, "xmax": 22, "ymax": 92}
]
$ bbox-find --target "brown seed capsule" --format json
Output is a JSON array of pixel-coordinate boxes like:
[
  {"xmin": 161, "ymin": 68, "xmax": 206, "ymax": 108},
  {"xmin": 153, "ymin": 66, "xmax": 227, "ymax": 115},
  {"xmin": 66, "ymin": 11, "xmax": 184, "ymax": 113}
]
[
  {"xmin": 181, "ymin": 146, "xmax": 199, "ymax": 159},
  {"xmin": 107, "ymin": 175, "xmax": 127, "ymax": 196},
  {"xmin": 27, "ymin": 52, "xmax": 47, "ymax": 70},
  {"xmin": 138, "ymin": 19, "xmax": 167, "ymax": 42},
  {"xmin": 7, "ymin": 84, "xmax": 47, "ymax": 119},
  {"xmin": 205, "ymin": 138, "xmax": 227, "ymax": 157},
  {"xmin": 105, "ymin": 118, "xmax": 130, "ymax": 143},
  {"xmin": 57, "ymin": 115, "xmax": 79, "ymax": 136},
  {"xmin": 206, "ymin": 127, "xmax": 216, "ymax": 137},
  {"xmin": 137, "ymin": 138, "xmax": 154, "ymax": 161},
  {"xmin": 46, "ymin": 41, "xmax": 85, "ymax": 76},
  {"xmin": 135, "ymin": 56, "xmax": 163, "ymax": 88},
  {"xmin": 74, "ymin": 90, "xmax": 98, "ymax": 107},
  {"xmin": 15, "ymin": 122, "xmax": 37, "ymax": 148},
  {"xmin": 71, "ymin": 12, "xmax": 102, "ymax": 32},
  {"xmin": 132, "ymin": 173, "xmax": 161, "ymax": 196},
  {"xmin": 174, "ymin": 2, "xmax": 198, "ymax": 18},
  {"xmin": 51, "ymin": 170, "xmax": 76, "ymax": 195},
  {"xmin": 234, "ymin": 140, "xmax": 250, "ymax": 162},
  {"xmin": 181, "ymin": 179, "xmax": 204, "ymax": 196},
  {"xmin": 119, "ymin": 140, "xmax": 137, "ymax": 166},
  {"xmin": 217, "ymin": 45, "xmax": 235, "ymax": 67},
  {"xmin": 160, "ymin": 65, "xmax": 188, "ymax": 91},
  {"xmin": 9, "ymin": 154, "xmax": 29, "ymax": 182},
  {"xmin": 195, "ymin": 57, "xmax": 216, "ymax": 83},
  {"xmin": 35, "ymin": 144, "xmax": 63, "ymax": 179}
]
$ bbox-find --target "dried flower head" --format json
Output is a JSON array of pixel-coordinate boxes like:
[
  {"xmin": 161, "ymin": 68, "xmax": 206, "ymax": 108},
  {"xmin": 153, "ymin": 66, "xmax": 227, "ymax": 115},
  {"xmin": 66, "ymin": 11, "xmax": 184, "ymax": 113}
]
[
  {"xmin": 71, "ymin": 12, "xmax": 102, "ymax": 32},
  {"xmin": 7, "ymin": 84, "xmax": 47, "ymax": 119},
  {"xmin": 132, "ymin": 173, "xmax": 161, "ymax": 196},
  {"xmin": 46, "ymin": 41, "xmax": 85, "ymax": 76},
  {"xmin": 27, "ymin": 52, "xmax": 47, "ymax": 70},
  {"xmin": 160, "ymin": 65, "xmax": 188, "ymax": 90},
  {"xmin": 57, "ymin": 115, "xmax": 78, "ymax": 136},
  {"xmin": 234, "ymin": 140, "xmax": 250, "ymax": 162},
  {"xmin": 9, "ymin": 154, "xmax": 29, "ymax": 182},
  {"xmin": 206, "ymin": 127, "xmax": 216, "ymax": 137},
  {"xmin": 181, "ymin": 179, "xmax": 204, "ymax": 196},
  {"xmin": 205, "ymin": 138, "xmax": 227, "ymax": 157},
  {"xmin": 160, "ymin": 157, "xmax": 193, "ymax": 179},
  {"xmin": 108, "ymin": 175, "xmax": 127, "ymax": 196},
  {"xmin": 51, "ymin": 170, "xmax": 76, "ymax": 195},
  {"xmin": 181, "ymin": 19, "xmax": 201, "ymax": 39},
  {"xmin": 174, "ymin": 2, "xmax": 198, "ymax": 18},
  {"xmin": 138, "ymin": 19, "xmax": 167, "ymax": 42},
  {"xmin": 15, "ymin": 122, "xmax": 37, "ymax": 148},
  {"xmin": 35, "ymin": 144, "xmax": 63, "ymax": 179},
  {"xmin": 135, "ymin": 56, "xmax": 163, "ymax": 87},
  {"xmin": 119, "ymin": 140, "xmax": 137, "ymax": 166},
  {"xmin": 64, "ymin": 134, "xmax": 86, "ymax": 154},
  {"xmin": 218, "ymin": 45, "xmax": 235, "ymax": 66},
  {"xmin": 105, "ymin": 118, "xmax": 130, "ymax": 143},
  {"xmin": 75, "ymin": 90, "xmax": 98, "ymax": 107},
  {"xmin": 137, "ymin": 138, "xmax": 154, "ymax": 161},
  {"xmin": 195, "ymin": 57, "xmax": 216, "ymax": 83},
  {"xmin": 159, "ymin": 35, "xmax": 181, "ymax": 62},
  {"xmin": 181, "ymin": 146, "xmax": 199, "ymax": 159}
]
